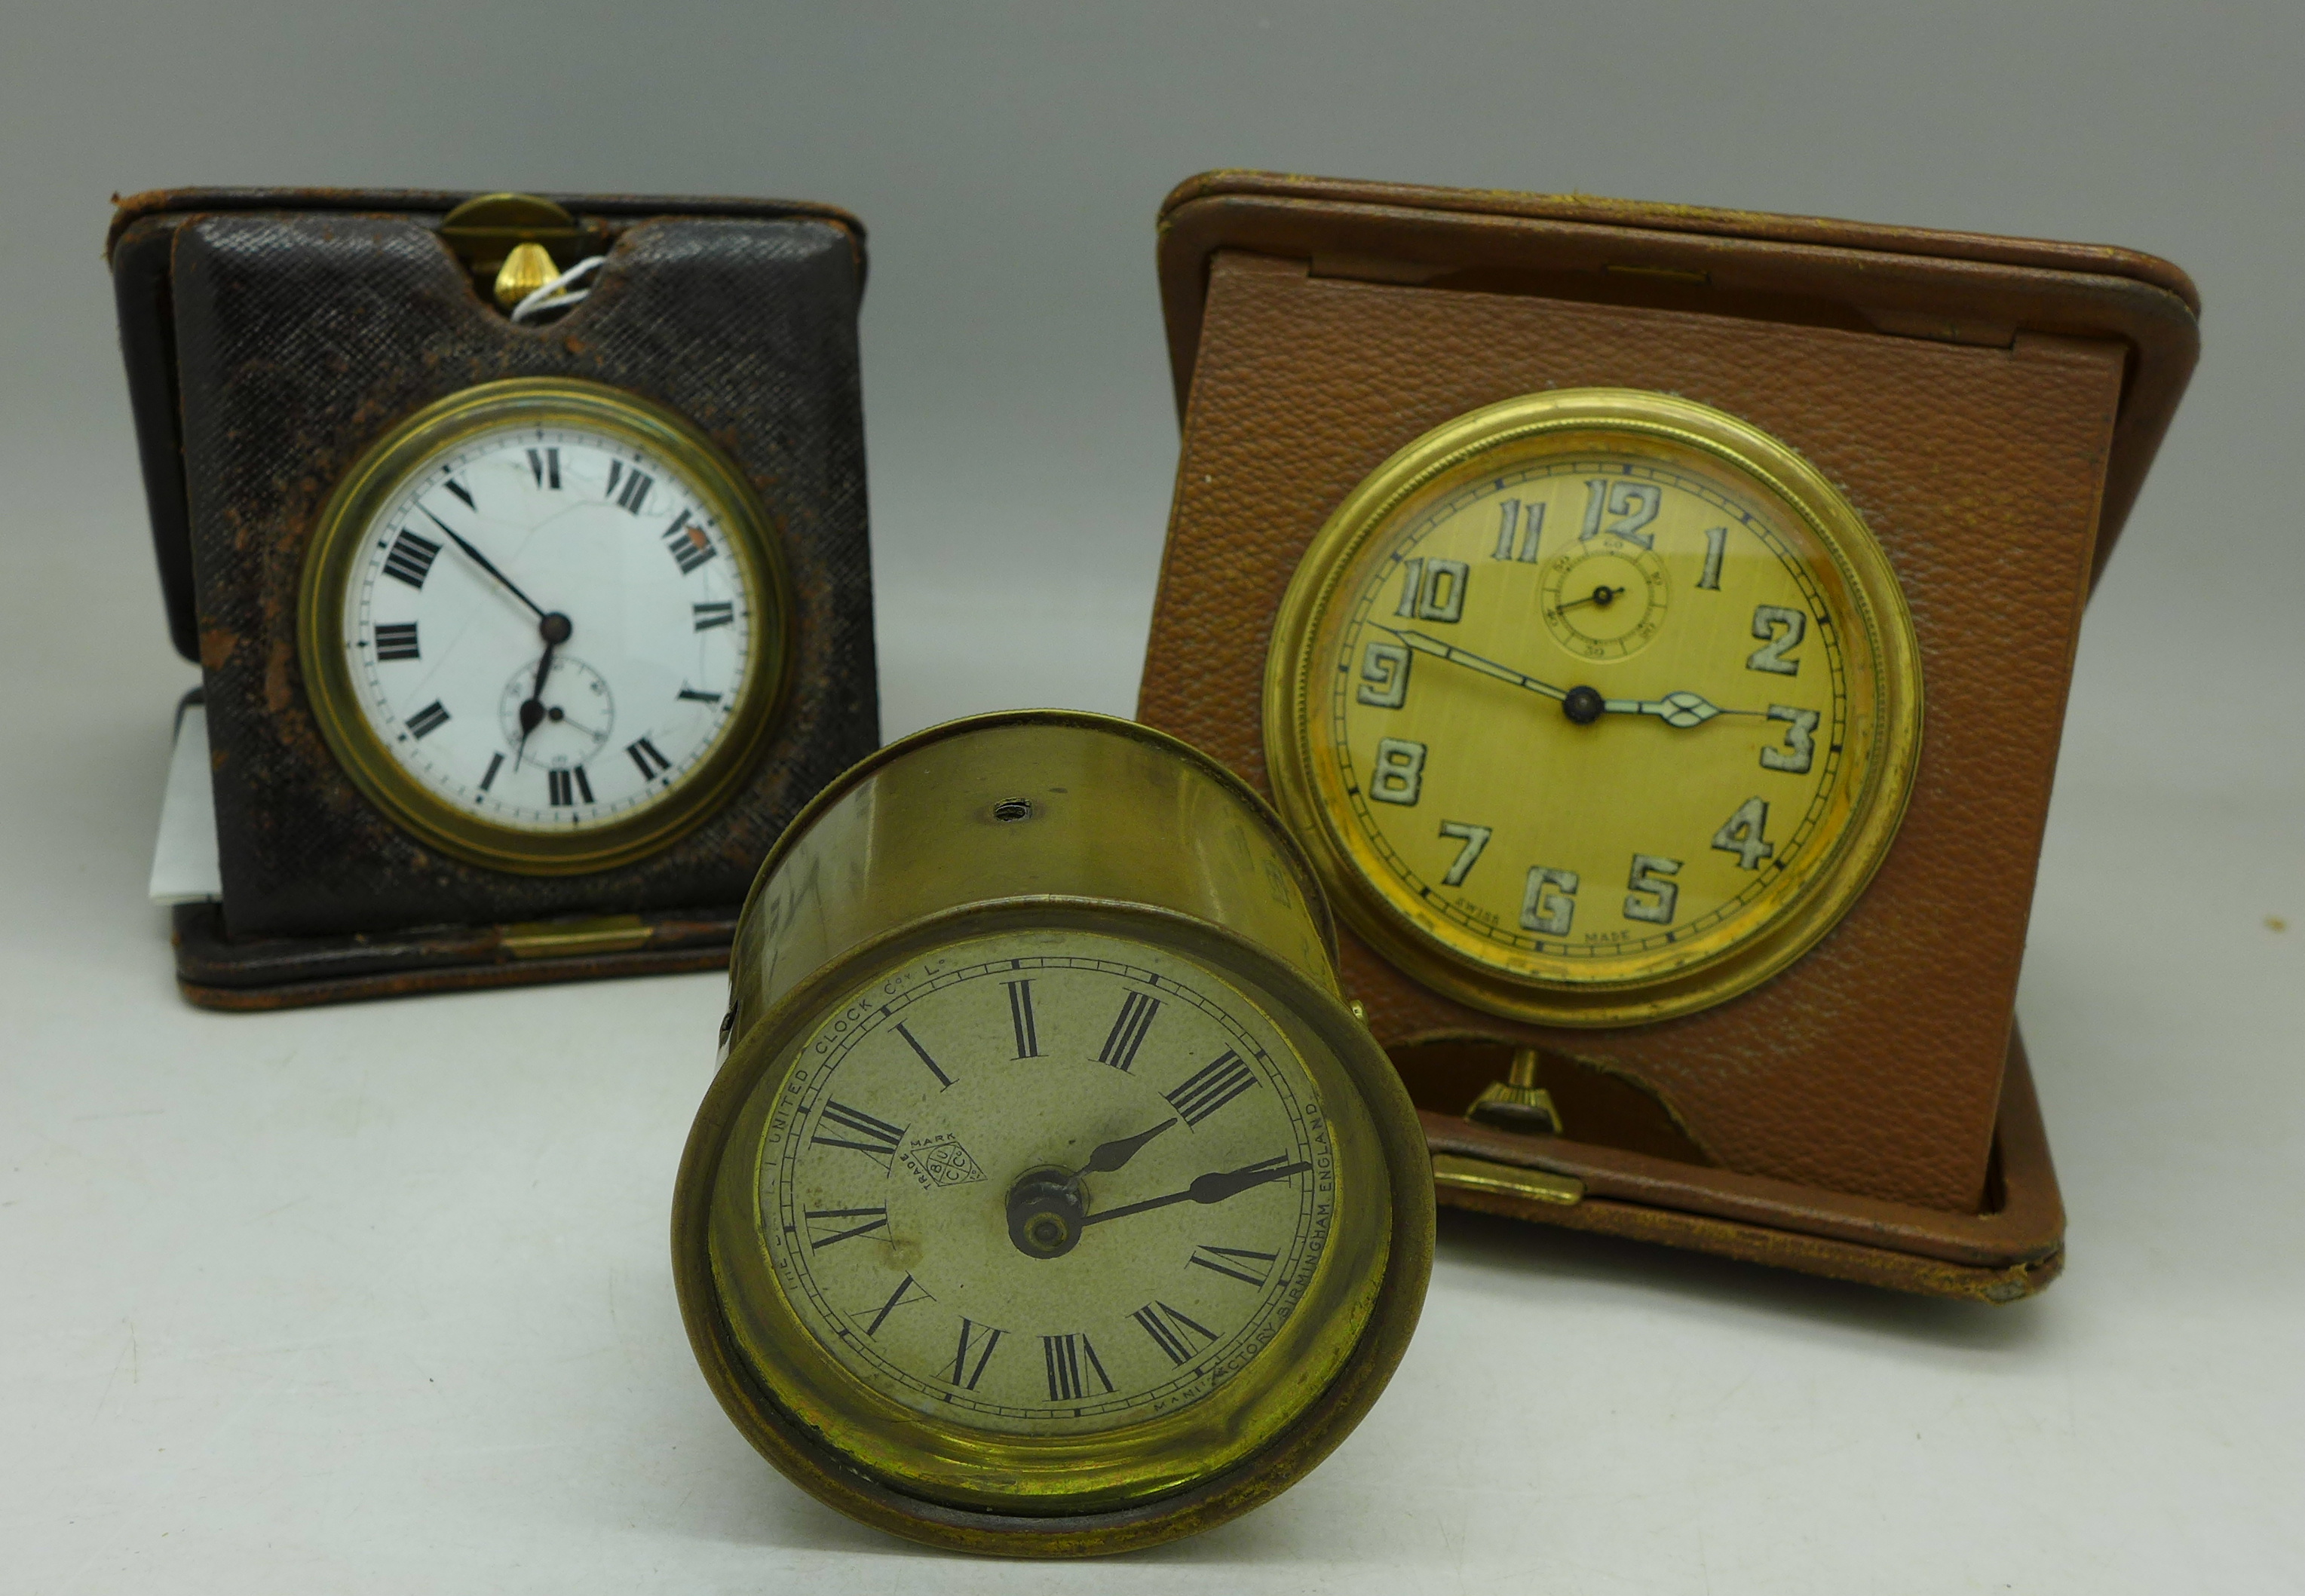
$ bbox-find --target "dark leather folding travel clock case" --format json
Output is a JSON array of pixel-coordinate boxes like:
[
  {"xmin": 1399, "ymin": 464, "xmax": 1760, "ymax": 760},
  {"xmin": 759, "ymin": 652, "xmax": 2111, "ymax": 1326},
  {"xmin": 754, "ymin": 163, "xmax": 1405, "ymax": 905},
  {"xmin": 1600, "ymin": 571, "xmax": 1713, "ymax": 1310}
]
[
  {"xmin": 1136, "ymin": 172, "xmax": 2199, "ymax": 1300},
  {"xmin": 109, "ymin": 188, "xmax": 879, "ymax": 1009}
]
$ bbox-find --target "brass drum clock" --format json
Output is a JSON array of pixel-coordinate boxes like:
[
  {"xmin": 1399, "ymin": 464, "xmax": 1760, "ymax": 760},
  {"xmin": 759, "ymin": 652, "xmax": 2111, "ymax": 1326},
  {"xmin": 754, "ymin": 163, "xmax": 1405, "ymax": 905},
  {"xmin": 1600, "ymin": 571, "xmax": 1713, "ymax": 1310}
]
[
  {"xmin": 673, "ymin": 712, "xmax": 1433, "ymax": 1555},
  {"xmin": 299, "ymin": 378, "xmax": 789, "ymax": 873},
  {"xmin": 1265, "ymin": 388, "xmax": 1923, "ymax": 1028}
]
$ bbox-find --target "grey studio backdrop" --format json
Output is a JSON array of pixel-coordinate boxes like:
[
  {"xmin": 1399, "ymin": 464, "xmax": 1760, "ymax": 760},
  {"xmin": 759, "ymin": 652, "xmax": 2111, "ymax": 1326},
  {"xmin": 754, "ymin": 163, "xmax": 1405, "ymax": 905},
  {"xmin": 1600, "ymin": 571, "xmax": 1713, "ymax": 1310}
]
[{"xmin": 2, "ymin": 5, "xmax": 2297, "ymax": 1594}]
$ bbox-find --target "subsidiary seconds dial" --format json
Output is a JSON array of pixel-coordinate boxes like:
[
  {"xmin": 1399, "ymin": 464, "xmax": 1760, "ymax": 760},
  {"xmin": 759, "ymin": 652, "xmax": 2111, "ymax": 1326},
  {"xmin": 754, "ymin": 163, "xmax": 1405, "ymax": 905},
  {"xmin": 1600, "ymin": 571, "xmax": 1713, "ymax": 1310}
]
[{"xmin": 300, "ymin": 379, "xmax": 789, "ymax": 874}]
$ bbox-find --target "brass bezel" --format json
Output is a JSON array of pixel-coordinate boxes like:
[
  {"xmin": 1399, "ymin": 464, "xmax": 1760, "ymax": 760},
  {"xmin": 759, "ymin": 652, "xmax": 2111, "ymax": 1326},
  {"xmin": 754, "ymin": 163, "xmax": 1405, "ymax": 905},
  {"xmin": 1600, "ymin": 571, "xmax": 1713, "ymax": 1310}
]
[
  {"xmin": 297, "ymin": 377, "xmax": 791, "ymax": 875},
  {"xmin": 1264, "ymin": 388, "xmax": 1924, "ymax": 1028}
]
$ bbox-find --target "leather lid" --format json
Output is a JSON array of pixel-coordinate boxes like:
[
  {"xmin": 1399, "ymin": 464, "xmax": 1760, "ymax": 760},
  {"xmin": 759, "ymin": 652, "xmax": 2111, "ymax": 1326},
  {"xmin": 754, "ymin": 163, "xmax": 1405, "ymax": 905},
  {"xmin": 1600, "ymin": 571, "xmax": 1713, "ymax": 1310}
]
[
  {"xmin": 108, "ymin": 187, "xmax": 867, "ymax": 663},
  {"xmin": 1154, "ymin": 170, "xmax": 2197, "ymax": 587}
]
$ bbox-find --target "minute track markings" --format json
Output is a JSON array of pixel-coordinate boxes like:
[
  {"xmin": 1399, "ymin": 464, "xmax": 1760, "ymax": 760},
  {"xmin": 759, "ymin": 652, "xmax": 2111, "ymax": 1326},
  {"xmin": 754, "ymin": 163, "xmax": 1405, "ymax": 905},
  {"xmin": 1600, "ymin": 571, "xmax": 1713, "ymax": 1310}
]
[{"xmin": 767, "ymin": 944, "xmax": 1333, "ymax": 1430}]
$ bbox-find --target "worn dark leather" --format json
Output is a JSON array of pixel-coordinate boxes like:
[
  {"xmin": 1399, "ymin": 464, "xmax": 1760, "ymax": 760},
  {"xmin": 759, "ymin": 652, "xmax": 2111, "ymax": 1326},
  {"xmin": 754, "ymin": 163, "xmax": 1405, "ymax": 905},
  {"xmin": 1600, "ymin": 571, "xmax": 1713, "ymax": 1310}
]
[
  {"xmin": 123, "ymin": 196, "xmax": 877, "ymax": 939},
  {"xmin": 1138, "ymin": 175, "xmax": 2197, "ymax": 1237}
]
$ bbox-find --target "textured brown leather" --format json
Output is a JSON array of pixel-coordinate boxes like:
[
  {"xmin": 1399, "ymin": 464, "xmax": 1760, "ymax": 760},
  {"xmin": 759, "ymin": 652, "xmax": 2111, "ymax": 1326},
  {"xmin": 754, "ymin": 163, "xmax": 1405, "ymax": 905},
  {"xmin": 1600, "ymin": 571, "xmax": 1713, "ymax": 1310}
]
[
  {"xmin": 1426, "ymin": 1033, "xmax": 2064, "ymax": 1300},
  {"xmin": 1154, "ymin": 172, "xmax": 2199, "ymax": 592},
  {"xmin": 1139, "ymin": 176, "xmax": 2196, "ymax": 1242}
]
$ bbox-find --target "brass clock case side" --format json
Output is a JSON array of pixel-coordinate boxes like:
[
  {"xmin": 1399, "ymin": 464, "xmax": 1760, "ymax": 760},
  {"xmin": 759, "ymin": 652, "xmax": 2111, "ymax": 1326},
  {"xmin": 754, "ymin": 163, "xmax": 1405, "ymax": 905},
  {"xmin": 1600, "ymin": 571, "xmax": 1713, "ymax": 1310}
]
[
  {"xmin": 1264, "ymin": 388, "xmax": 1924, "ymax": 1028},
  {"xmin": 297, "ymin": 376, "xmax": 795, "ymax": 875},
  {"xmin": 726, "ymin": 708, "xmax": 1344, "ymax": 1051}
]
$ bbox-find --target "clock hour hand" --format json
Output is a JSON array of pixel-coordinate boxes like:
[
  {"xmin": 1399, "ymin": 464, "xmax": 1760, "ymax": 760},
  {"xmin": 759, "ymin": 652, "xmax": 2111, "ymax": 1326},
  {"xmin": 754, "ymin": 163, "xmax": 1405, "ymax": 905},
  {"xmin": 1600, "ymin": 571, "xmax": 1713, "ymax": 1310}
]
[
  {"xmin": 1378, "ymin": 627, "xmax": 1570, "ymax": 703},
  {"xmin": 1076, "ymin": 1117, "xmax": 1179, "ymax": 1177},
  {"xmin": 513, "ymin": 614, "xmax": 574, "ymax": 769},
  {"xmin": 1080, "ymin": 1154, "xmax": 1313, "ymax": 1228},
  {"xmin": 421, "ymin": 507, "xmax": 552, "ymax": 625},
  {"xmin": 1599, "ymin": 691, "xmax": 1764, "ymax": 728}
]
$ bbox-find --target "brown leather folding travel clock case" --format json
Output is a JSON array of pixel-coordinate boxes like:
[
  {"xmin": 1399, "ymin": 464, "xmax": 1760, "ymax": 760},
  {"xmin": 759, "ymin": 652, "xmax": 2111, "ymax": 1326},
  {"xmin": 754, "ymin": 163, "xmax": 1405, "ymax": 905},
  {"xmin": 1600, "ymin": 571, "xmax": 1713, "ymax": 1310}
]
[
  {"xmin": 110, "ymin": 188, "xmax": 878, "ymax": 1009},
  {"xmin": 1137, "ymin": 171, "xmax": 2197, "ymax": 1300}
]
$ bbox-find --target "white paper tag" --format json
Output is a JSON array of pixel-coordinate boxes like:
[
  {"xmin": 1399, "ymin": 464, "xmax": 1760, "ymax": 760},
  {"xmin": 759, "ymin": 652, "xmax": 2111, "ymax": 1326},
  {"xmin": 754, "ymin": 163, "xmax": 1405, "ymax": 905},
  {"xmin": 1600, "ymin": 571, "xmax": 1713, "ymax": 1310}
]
[{"xmin": 149, "ymin": 701, "xmax": 223, "ymax": 905}]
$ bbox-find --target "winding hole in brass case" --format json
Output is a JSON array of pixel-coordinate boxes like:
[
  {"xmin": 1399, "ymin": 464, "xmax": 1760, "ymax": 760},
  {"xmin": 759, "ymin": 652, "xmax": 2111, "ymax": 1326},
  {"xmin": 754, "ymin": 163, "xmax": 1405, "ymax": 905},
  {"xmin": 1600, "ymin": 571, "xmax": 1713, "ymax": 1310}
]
[
  {"xmin": 1263, "ymin": 388, "xmax": 1924, "ymax": 1028},
  {"xmin": 296, "ymin": 376, "xmax": 794, "ymax": 875},
  {"xmin": 671, "ymin": 710, "xmax": 1436, "ymax": 1557}
]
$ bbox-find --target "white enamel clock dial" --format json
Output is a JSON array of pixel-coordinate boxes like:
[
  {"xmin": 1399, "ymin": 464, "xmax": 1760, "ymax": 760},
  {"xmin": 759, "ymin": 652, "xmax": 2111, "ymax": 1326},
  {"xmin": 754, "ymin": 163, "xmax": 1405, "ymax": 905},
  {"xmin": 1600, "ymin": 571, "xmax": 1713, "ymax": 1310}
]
[
  {"xmin": 300, "ymin": 378, "xmax": 786, "ymax": 873},
  {"xmin": 346, "ymin": 421, "xmax": 752, "ymax": 825}
]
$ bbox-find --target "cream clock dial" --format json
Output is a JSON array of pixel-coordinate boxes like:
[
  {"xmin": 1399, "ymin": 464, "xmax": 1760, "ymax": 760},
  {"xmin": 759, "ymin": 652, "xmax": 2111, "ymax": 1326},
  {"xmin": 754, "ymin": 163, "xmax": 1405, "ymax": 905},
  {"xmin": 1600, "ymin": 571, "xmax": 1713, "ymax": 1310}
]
[
  {"xmin": 300, "ymin": 378, "xmax": 787, "ymax": 874},
  {"xmin": 1266, "ymin": 389, "xmax": 1923, "ymax": 1027},
  {"xmin": 759, "ymin": 930, "xmax": 1335, "ymax": 1436}
]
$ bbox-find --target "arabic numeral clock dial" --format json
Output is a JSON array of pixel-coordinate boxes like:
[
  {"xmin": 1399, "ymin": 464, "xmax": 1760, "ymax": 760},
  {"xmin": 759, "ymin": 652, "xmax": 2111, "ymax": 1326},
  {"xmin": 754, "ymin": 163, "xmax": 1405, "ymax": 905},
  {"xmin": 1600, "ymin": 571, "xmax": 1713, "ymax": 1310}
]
[
  {"xmin": 673, "ymin": 711, "xmax": 1433, "ymax": 1556},
  {"xmin": 1265, "ymin": 389, "xmax": 1923, "ymax": 1027},
  {"xmin": 297, "ymin": 377, "xmax": 790, "ymax": 873}
]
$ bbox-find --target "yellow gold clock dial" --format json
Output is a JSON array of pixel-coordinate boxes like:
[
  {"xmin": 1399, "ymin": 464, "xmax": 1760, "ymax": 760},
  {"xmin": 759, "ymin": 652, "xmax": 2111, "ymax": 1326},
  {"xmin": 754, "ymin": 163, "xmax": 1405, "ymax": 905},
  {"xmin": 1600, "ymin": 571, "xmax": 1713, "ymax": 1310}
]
[{"xmin": 1266, "ymin": 391, "xmax": 1921, "ymax": 1027}]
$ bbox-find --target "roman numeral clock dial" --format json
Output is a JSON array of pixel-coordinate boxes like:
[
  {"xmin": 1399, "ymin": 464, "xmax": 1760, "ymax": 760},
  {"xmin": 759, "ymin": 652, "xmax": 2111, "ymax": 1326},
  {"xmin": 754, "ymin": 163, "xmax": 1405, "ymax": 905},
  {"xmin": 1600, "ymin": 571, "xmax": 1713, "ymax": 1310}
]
[
  {"xmin": 759, "ymin": 935, "xmax": 1334, "ymax": 1434},
  {"xmin": 1266, "ymin": 390, "xmax": 1923, "ymax": 1026},
  {"xmin": 297, "ymin": 378, "xmax": 789, "ymax": 872}
]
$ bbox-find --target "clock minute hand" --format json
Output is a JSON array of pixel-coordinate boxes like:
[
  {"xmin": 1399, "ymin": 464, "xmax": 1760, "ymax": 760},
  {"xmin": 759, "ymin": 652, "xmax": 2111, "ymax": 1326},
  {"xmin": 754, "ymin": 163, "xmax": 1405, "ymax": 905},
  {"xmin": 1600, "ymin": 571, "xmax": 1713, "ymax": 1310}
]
[
  {"xmin": 1080, "ymin": 1155, "xmax": 1313, "ymax": 1228},
  {"xmin": 1381, "ymin": 627, "xmax": 1569, "ymax": 703},
  {"xmin": 421, "ymin": 507, "xmax": 550, "ymax": 624},
  {"xmin": 1598, "ymin": 690, "xmax": 1765, "ymax": 729}
]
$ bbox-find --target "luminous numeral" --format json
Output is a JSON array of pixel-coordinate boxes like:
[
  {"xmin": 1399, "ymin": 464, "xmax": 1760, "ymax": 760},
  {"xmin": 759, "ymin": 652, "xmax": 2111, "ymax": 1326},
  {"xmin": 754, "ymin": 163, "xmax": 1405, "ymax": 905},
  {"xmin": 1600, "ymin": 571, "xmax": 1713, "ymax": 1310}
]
[
  {"xmin": 1132, "ymin": 1301, "xmax": 1219, "ymax": 1365},
  {"xmin": 1491, "ymin": 498, "xmax": 1544, "ymax": 562},
  {"xmin": 1521, "ymin": 865, "xmax": 1579, "ymax": 936},
  {"xmin": 1439, "ymin": 820, "xmax": 1492, "ymax": 887},
  {"xmin": 1393, "ymin": 557, "xmax": 1467, "ymax": 622},
  {"xmin": 547, "ymin": 766, "xmax": 593, "ymax": 806},
  {"xmin": 692, "ymin": 601, "xmax": 734, "ymax": 631},
  {"xmin": 373, "ymin": 622, "xmax": 420, "ymax": 661},
  {"xmin": 1357, "ymin": 640, "xmax": 1409, "ymax": 709},
  {"xmin": 812, "ymin": 1100, "xmax": 907, "ymax": 1167},
  {"xmin": 626, "ymin": 737, "xmax": 670, "ymax": 780},
  {"xmin": 893, "ymin": 1021, "xmax": 952, "ymax": 1088},
  {"xmin": 382, "ymin": 529, "xmax": 442, "ymax": 589},
  {"xmin": 1761, "ymin": 706, "xmax": 1820, "ymax": 774},
  {"xmin": 661, "ymin": 509, "xmax": 715, "ymax": 574},
  {"xmin": 605, "ymin": 460, "xmax": 654, "ymax": 514},
  {"xmin": 1698, "ymin": 525, "xmax": 1727, "ymax": 590},
  {"xmin": 1005, "ymin": 979, "xmax": 1040, "ymax": 1058},
  {"xmin": 804, "ymin": 1206, "xmax": 889, "ymax": 1249},
  {"xmin": 949, "ymin": 1319, "xmax": 1004, "ymax": 1389},
  {"xmin": 478, "ymin": 752, "xmax": 503, "ymax": 793},
  {"xmin": 527, "ymin": 447, "xmax": 560, "ymax": 489},
  {"xmin": 1580, "ymin": 479, "xmax": 1662, "ymax": 548},
  {"xmin": 1747, "ymin": 605, "xmax": 1807, "ymax": 675},
  {"xmin": 1188, "ymin": 1244, "xmax": 1277, "ymax": 1287},
  {"xmin": 1097, "ymin": 991, "xmax": 1160, "ymax": 1071},
  {"xmin": 1369, "ymin": 737, "xmax": 1426, "ymax": 806},
  {"xmin": 1624, "ymin": 853, "xmax": 1682, "ymax": 925},
  {"xmin": 1713, "ymin": 797, "xmax": 1774, "ymax": 870},
  {"xmin": 1042, "ymin": 1333, "xmax": 1114, "ymax": 1401},
  {"xmin": 1165, "ymin": 1051, "xmax": 1257, "ymax": 1127},
  {"xmin": 863, "ymin": 1273, "xmax": 931, "ymax": 1337},
  {"xmin": 405, "ymin": 700, "xmax": 450, "ymax": 740}
]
